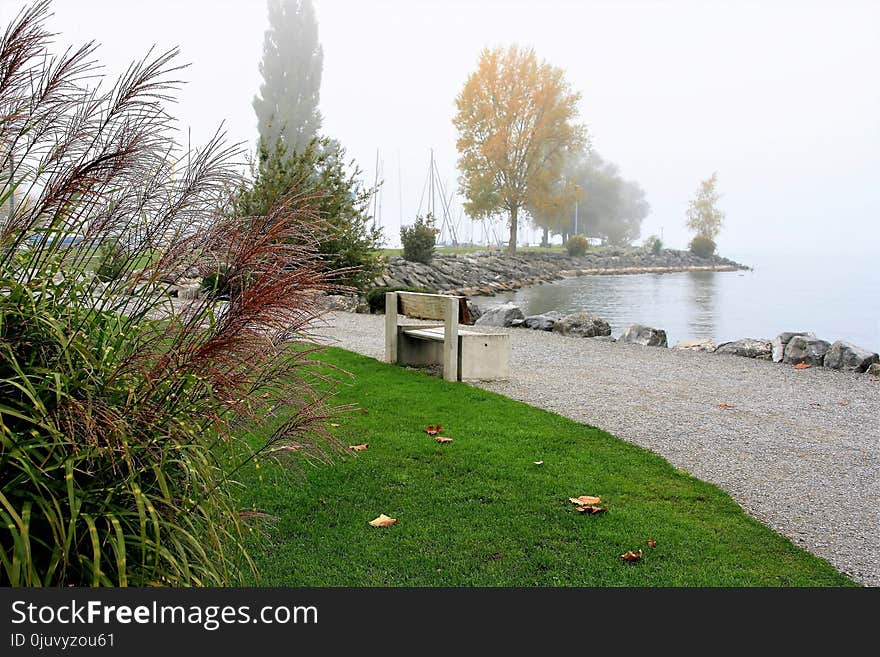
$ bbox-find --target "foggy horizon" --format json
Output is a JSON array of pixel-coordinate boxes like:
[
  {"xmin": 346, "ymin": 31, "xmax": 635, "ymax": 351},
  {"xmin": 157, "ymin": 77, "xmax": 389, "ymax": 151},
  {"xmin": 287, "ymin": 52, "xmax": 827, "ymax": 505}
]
[{"xmin": 2, "ymin": 0, "xmax": 877, "ymax": 255}]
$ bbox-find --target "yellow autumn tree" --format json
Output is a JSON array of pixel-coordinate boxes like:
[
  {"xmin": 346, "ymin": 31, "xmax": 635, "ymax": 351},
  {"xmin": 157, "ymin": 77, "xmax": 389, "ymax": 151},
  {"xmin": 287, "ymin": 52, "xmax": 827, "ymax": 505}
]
[{"xmin": 454, "ymin": 45, "xmax": 586, "ymax": 254}]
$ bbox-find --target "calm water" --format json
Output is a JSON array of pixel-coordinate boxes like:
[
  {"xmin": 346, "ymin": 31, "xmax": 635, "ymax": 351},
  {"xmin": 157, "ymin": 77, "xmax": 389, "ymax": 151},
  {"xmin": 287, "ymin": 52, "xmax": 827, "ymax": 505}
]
[{"xmin": 474, "ymin": 251, "xmax": 880, "ymax": 351}]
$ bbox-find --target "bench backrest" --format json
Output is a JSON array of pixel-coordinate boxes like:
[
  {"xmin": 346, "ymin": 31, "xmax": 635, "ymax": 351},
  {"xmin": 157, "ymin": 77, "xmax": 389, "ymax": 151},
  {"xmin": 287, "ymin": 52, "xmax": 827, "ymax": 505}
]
[{"xmin": 396, "ymin": 291, "xmax": 471, "ymax": 324}]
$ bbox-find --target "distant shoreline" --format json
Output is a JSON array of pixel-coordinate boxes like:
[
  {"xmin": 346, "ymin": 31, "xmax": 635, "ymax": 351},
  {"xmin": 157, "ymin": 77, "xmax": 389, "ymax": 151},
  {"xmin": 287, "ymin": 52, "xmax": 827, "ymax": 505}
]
[{"xmin": 374, "ymin": 249, "xmax": 750, "ymax": 297}]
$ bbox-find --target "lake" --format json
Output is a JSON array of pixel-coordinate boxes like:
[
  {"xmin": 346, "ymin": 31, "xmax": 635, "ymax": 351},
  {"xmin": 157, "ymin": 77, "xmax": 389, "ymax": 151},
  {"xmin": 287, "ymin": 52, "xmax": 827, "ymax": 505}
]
[{"xmin": 473, "ymin": 250, "xmax": 880, "ymax": 351}]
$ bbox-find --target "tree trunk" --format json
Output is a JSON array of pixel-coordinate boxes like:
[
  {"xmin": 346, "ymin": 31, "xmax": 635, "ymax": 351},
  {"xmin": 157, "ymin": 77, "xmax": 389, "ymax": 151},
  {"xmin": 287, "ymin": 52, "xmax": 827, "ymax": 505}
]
[
  {"xmin": 541, "ymin": 227, "xmax": 549, "ymax": 247},
  {"xmin": 508, "ymin": 206, "xmax": 518, "ymax": 255}
]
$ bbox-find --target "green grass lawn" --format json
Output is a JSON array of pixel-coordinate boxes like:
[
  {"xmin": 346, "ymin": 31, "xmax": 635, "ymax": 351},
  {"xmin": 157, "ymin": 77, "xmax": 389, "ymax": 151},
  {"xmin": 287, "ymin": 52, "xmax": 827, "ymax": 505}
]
[{"xmin": 237, "ymin": 348, "xmax": 854, "ymax": 586}]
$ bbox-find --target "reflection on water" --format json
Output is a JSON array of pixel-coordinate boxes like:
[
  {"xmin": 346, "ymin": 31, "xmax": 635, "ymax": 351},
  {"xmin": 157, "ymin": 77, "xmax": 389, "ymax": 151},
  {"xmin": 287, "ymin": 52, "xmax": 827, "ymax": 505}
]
[
  {"xmin": 686, "ymin": 271, "xmax": 717, "ymax": 339},
  {"xmin": 473, "ymin": 252, "xmax": 879, "ymax": 350}
]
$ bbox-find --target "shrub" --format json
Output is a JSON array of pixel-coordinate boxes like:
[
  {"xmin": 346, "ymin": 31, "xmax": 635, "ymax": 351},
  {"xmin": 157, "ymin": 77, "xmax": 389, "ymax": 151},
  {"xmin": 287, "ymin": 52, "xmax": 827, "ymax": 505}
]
[
  {"xmin": 400, "ymin": 214, "xmax": 438, "ymax": 264},
  {"xmin": 0, "ymin": 4, "xmax": 343, "ymax": 587},
  {"xmin": 364, "ymin": 285, "xmax": 436, "ymax": 314},
  {"xmin": 689, "ymin": 234, "xmax": 717, "ymax": 258},
  {"xmin": 95, "ymin": 239, "xmax": 128, "ymax": 282},
  {"xmin": 231, "ymin": 136, "xmax": 384, "ymax": 290},
  {"xmin": 644, "ymin": 235, "xmax": 663, "ymax": 255},
  {"xmin": 565, "ymin": 234, "xmax": 589, "ymax": 257}
]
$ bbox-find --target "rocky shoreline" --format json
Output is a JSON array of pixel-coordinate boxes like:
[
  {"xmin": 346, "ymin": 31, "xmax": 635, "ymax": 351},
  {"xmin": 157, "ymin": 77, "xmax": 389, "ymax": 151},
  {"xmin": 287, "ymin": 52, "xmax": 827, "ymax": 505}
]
[
  {"xmin": 371, "ymin": 249, "xmax": 748, "ymax": 297},
  {"xmin": 471, "ymin": 302, "xmax": 880, "ymax": 376}
]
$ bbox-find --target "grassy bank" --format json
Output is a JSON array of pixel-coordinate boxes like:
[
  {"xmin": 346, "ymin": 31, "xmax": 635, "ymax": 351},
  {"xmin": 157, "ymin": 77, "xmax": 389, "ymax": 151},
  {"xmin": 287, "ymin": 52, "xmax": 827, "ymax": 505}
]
[{"xmin": 237, "ymin": 348, "xmax": 854, "ymax": 586}]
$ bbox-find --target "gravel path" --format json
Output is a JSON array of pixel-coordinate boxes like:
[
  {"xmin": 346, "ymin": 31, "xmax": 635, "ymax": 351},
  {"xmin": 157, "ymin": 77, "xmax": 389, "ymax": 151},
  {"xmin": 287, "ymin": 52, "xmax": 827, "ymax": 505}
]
[{"xmin": 315, "ymin": 311, "xmax": 880, "ymax": 586}]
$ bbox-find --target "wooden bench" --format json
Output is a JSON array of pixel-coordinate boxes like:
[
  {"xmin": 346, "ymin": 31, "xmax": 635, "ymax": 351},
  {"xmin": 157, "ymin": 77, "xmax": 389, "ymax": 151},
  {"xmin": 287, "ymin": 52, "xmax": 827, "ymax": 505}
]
[{"xmin": 384, "ymin": 291, "xmax": 510, "ymax": 382}]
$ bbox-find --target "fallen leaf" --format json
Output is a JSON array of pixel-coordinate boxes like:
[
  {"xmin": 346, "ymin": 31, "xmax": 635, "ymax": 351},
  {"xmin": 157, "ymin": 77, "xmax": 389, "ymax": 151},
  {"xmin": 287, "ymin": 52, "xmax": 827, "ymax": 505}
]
[
  {"xmin": 647, "ymin": 539, "xmax": 657, "ymax": 548},
  {"xmin": 621, "ymin": 549, "xmax": 643, "ymax": 562},
  {"xmin": 871, "ymin": 377, "xmax": 880, "ymax": 382},
  {"xmin": 794, "ymin": 362, "xmax": 811, "ymax": 370},
  {"xmin": 424, "ymin": 424, "xmax": 442, "ymax": 435},
  {"xmin": 533, "ymin": 461, "xmax": 544, "ymax": 466},
  {"xmin": 261, "ymin": 392, "xmax": 270, "ymax": 399},
  {"xmin": 838, "ymin": 402, "xmax": 849, "ymax": 407},
  {"xmin": 368, "ymin": 514, "xmax": 398, "ymax": 528},
  {"xmin": 717, "ymin": 403, "xmax": 735, "ymax": 410},
  {"xmin": 330, "ymin": 422, "xmax": 341, "ymax": 427},
  {"xmin": 489, "ymin": 552, "xmax": 504, "ymax": 561},
  {"xmin": 349, "ymin": 444, "xmax": 368, "ymax": 451},
  {"xmin": 435, "ymin": 436, "xmax": 453, "ymax": 444},
  {"xmin": 576, "ymin": 505, "xmax": 607, "ymax": 515},
  {"xmin": 569, "ymin": 496, "xmax": 602, "ymax": 506}
]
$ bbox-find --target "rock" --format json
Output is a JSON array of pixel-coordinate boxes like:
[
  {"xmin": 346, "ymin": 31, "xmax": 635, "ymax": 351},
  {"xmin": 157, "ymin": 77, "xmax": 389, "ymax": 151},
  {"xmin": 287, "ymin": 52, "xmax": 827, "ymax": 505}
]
[
  {"xmin": 822, "ymin": 341, "xmax": 879, "ymax": 373},
  {"xmin": 867, "ymin": 363, "xmax": 880, "ymax": 376},
  {"xmin": 465, "ymin": 301, "xmax": 482, "ymax": 324},
  {"xmin": 552, "ymin": 312, "xmax": 611, "ymax": 338},
  {"xmin": 177, "ymin": 284, "xmax": 201, "ymax": 300},
  {"xmin": 673, "ymin": 339, "xmax": 717, "ymax": 352},
  {"xmin": 323, "ymin": 294, "xmax": 359, "ymax": 313},
  {"xmin": 783, "ymin": 335, "xmax": 831, "ymax": 366},
  {"xmin": 591, "ymin": 335, "xmax": 617, "ymax": 343},
  {"xmin": 715, "ymin": 338, "xmax": 773, "ymax": 360},
  {"xmin": 522, "ymin": 312, "xmax": 561, "ymax": 331},
  {"xmin": 771, "ymin": 331, "xmax": 814, "ymax": 363},
  {"xmin": 474, "ymin": 302, "xmax": 525, "ymax": 327},
  {"xmin": 620, "ymin": 324, "xmax": 668, "ymax": 347}
]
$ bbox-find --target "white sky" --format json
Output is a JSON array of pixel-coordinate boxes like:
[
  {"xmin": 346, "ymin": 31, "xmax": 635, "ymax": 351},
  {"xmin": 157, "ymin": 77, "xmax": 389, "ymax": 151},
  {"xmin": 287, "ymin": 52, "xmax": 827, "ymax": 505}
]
[{"xmin": 2, "ymin": 0, "xmax": 878, "ymax": 252}]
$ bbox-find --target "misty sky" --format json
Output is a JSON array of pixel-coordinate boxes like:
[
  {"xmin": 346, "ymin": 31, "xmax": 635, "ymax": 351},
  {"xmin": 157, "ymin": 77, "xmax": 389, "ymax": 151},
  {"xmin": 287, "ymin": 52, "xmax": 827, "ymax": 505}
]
[{"xmin": 2, "ymin": 0, "xmax": 877, "ymax": 254}]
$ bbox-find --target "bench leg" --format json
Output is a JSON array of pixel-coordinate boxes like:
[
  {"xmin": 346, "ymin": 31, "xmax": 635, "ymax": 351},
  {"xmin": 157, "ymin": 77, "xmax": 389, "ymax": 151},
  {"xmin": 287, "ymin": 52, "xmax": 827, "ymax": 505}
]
[
  {"xmin": 385, "ymin": 292, "xmax": 398, "ymax": 363},
  {"xmin": 443, "ymin": 296, "xmax": 459, "ymax": 382}
]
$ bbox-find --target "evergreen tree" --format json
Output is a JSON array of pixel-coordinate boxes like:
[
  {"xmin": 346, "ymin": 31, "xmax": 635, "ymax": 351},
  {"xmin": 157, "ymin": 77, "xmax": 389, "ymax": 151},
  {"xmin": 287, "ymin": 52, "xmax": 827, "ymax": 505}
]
[{"xmin": 253, "ymin": 0, "xmax": 323, "ymax": 153}]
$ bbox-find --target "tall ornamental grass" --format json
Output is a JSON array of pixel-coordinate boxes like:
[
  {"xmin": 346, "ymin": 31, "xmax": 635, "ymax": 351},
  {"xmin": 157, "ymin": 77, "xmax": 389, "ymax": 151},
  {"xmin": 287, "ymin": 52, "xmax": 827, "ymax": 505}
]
[{"xmin": 0, "ymin": 1, "xmax": 345, "ymax": 586}]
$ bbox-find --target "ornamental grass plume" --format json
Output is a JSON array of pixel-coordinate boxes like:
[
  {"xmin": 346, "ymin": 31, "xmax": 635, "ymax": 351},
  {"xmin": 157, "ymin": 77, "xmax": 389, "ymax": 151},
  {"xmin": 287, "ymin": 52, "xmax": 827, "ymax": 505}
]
[{"xmin": 0, "ymin": 1, "xmax": 346, "ymax": 586}]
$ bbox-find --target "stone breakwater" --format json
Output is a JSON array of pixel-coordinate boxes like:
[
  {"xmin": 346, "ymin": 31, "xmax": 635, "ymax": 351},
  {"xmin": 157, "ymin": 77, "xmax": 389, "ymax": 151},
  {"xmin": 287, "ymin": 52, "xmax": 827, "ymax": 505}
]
[{"xmin": 372, "ymin": 250, "xmax": 748, "ymax": 296}]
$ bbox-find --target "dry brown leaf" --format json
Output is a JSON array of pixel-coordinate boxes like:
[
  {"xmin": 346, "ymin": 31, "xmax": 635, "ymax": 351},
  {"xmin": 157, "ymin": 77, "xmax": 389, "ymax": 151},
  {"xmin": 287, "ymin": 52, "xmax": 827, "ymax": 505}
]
[
  {"xmin": 794, "ymin": 362, "xmax": 812, "ymax": 370},
  {"xmin": 838, "ymin": 402, "xmax": 849, "ymax": 407},
  {"xmin": 368, "ymin": 514, "xmax": 398, "ymax": 528},
  {"xmin": 533, "ymin": 461, "xmax": 544, "ymax": 466},
  {"xmin": 647, "ymin": 539, "xmax": 657, "ymax": 548},
  {"xmin": 349, "ymin": 444, "xmax": 369, "ymax": 451},
  {"xmin": 435, "ymin": 436, "xmax": 453, "ymax": 444},
  {"xmin": 424, "ymin": 424, "xmax": 443, "ymax": 435},
  {"xmin": 717, "ymin": 403, "xmax": 735, "ymax": 410},
  {"xmin": 330, "ymin": 422, "xmax": 341, "ymax": 427},
  {"xmin": 261, "ymin": 392, "xmax": 270, "ymax": 399},
  {"xmin": 569, "ymin": 496, "xmax": 602, "ymax": 506},
  {"xmin": 621, "ymin": 549, "xmax": 643, "ymax": 562},
  {"xmin": 576, "ymin": 505, "xmax": 608, "ymax": 515},
  {"xmin": 871, "ymin": 378, "xmax": 880, "ymax": 382}
]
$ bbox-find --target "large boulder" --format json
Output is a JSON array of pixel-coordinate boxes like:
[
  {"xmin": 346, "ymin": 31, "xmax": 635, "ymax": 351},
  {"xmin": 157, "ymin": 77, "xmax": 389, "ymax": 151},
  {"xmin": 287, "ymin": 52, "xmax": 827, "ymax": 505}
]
[
  {"xmin": 673, "ymin": 339, "xmax": 717, "ymax": 352},
  {"xmin": 715, "ymin": 338, "xmax": 773, "ymax": 360},
  {"xmin": 783, "ymin": 335, "xmax": 831, "ymax": 366},
  {"xmin": 771, "ymin": 331, "xmax": 814, "ymax": 362},
  {"xmin": 552, "ymin": 312, "xmax": 611, "ymax": 338},
  {"xmin": 474, "ymin": 302, "xmax": 524, "ymax": 327},
  {"xmin": 822, "ymin": 341, "xmax": 879, "ymax": 373},
  {"xmin": 522, "ymin": 311, "xmax": 562, "ymax": 331},
  {"xmin": 620, "ymin": 324, "xmax": 668, "ymax": 347}
]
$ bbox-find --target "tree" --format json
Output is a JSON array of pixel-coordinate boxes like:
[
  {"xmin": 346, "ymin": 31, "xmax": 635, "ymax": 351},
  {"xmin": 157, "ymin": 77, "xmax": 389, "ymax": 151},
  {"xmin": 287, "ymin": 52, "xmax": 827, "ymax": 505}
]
[
  {"xmin": 686, "ymin": 172, "xmax": 724, "ymax": 241},
  {"xmin": 539, "ymin": 150, "xmax": 649, "ymax": 246},
  {"xmin": 528, "ymin": 160, "xmax": 582, "ymax": 246},
  {"xmin": 453, "ymin": 45, "xmax": 586, "ymax": 255},
  {"xmin": 253, "ymin": 0, "xmax": 323, "ymax": 153},
  {"xmin": 232, "ymin": 137, "xmax": 383, "ymax": 289}
]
